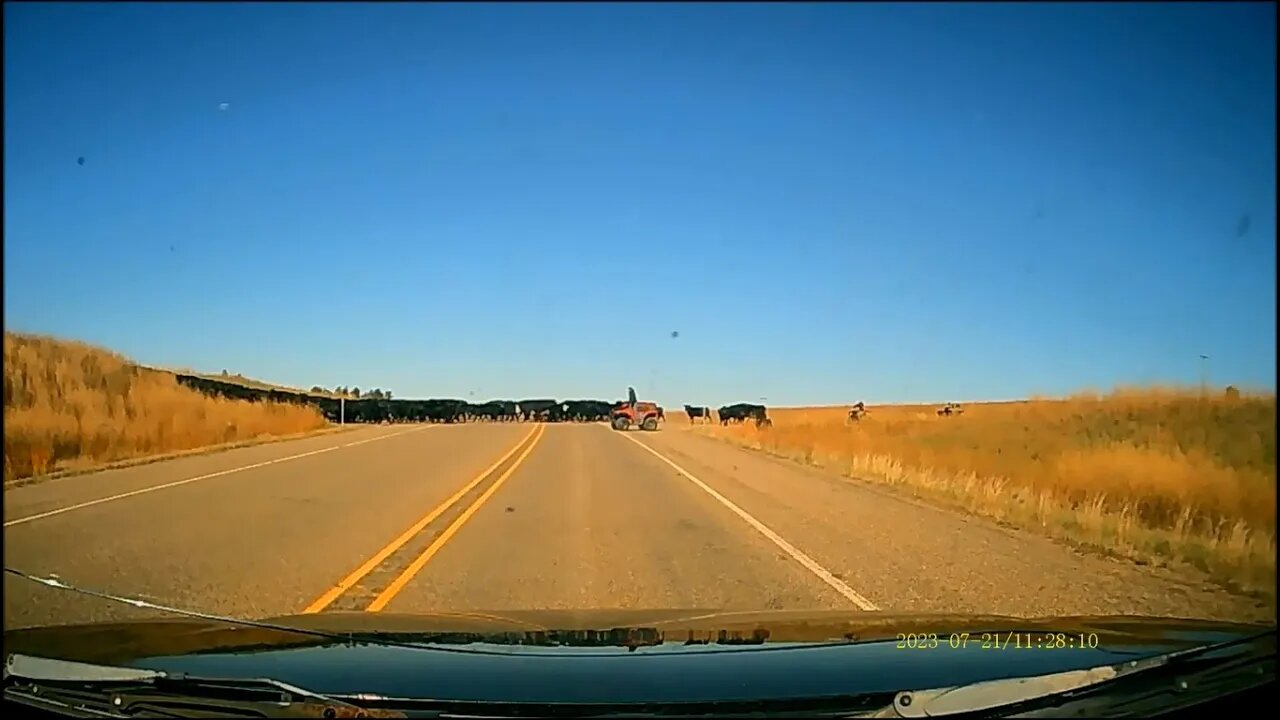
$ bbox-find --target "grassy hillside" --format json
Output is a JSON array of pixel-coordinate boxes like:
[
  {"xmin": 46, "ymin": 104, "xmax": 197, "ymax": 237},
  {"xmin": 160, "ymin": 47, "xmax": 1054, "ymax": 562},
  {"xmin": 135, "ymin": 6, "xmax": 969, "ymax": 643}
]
[
  {"xmin": 3, "ymin": 332, "xmax": 328, "ymax": 482},
  {"xmin": 691, "ymin": 388, "xmax": 1277, "ymax": 594}
]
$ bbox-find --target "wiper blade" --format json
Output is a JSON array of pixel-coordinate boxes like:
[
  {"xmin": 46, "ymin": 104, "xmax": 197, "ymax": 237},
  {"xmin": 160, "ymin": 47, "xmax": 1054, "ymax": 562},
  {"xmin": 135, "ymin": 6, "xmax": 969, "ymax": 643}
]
[{"xmin": 3, "ymin": 653, "xmax": 405, "ymax": 718}]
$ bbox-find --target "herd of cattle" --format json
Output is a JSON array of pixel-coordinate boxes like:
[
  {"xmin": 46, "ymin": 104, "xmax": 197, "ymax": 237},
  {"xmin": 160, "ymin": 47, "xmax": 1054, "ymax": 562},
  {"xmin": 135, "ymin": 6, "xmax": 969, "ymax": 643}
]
[
  {"xmin": 172, "ymin": 373, "xmax": 736, "ymax": 426},
  {"xmin": 174, "ymin": 374, "xmax": 641, "ymax": 423},
  {"xmin": 694, "ymin": 401, "xmax": 965, "ymax": 425},
  {"xmin": 316, "ymin": 398, "xmax": 632, "ymax": 424},
  {"xmin": 683, "ymin": 404, "xmax": 773, "ymax": 427},
  {"xmin": 172, "ymin": 374, "xmax": 964, "ymax": 428}
]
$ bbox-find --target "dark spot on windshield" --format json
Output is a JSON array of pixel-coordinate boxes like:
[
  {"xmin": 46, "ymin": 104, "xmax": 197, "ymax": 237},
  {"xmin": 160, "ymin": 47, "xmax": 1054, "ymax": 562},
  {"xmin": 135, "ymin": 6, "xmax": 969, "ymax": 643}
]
[{"xmin": 1235, "ymin": 213, "xmax": 1252, "ymax": 238}]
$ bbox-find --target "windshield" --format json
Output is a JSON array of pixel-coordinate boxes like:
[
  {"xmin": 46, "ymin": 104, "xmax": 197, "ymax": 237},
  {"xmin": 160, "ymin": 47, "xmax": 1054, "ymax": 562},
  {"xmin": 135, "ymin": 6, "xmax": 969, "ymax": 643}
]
[{"xmin": 3, "ymin": 0, "xmax": 1275, "ymax": 661}]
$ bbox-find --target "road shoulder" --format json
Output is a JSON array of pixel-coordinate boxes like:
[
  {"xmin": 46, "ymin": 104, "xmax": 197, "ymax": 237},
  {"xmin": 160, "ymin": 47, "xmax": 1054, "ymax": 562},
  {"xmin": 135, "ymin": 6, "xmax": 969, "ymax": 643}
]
[
  {"xmin": 641, "ymin": 428, "xmax": 1274, "ymax": 623},
  {"xmin": 4, "ymin": 424, "xmax": 361, "ymax": 490},
  {"xmin": 2, "ymin": 424, "xmax": 420, "ymax": 525}
]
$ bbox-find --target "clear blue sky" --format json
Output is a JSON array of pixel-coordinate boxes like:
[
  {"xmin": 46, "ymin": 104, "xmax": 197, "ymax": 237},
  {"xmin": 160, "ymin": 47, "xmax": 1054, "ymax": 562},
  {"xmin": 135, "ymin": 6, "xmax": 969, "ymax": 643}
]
[{"xmin": 4, "ymin": 2, "xmax": 1275, "ymax": 406}]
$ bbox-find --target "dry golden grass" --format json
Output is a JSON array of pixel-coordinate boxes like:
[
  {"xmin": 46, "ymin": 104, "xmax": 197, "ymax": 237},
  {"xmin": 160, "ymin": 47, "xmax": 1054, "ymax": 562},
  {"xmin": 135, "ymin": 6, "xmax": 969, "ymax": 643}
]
[
  {"xmin": 687, "ymin": 388, "xmax": 1277, "ymax": 594},
  {"xmin": 3, "ymin": 332, "xmax": 329, "ymax": 482}
]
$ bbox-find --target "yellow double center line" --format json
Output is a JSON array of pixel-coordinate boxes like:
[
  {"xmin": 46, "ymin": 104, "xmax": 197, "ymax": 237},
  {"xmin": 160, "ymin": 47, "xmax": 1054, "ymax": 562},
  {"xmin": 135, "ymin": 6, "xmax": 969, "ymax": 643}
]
[{"xmin": 302, "ymin": 424, "xmax": 546, "ymax": 614}]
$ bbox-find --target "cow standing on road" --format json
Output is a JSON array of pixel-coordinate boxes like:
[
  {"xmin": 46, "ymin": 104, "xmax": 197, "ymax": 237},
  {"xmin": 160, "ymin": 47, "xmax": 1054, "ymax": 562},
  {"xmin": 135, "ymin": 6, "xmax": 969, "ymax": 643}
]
[
  {"xmin": 561, "ymin": 400, "xmax": 612, "ymax": 422},
  {"xmin": 518, "ymin": 399, "xmax": 559, "ymax": 422}
]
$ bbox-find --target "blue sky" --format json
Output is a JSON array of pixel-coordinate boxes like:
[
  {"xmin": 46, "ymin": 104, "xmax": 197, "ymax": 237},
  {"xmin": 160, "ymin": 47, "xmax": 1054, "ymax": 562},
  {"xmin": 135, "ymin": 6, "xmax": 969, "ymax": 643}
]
[{"xmin": 4, "ymin": 2, "xmax": 1275, "ymax": 406}]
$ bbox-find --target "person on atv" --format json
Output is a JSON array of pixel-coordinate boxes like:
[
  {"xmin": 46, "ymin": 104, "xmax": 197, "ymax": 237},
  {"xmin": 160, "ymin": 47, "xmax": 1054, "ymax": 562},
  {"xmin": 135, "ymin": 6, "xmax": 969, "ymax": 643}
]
[{"xmin": 627, "ymin": 386, "xmax": 637, "ymax": 413}]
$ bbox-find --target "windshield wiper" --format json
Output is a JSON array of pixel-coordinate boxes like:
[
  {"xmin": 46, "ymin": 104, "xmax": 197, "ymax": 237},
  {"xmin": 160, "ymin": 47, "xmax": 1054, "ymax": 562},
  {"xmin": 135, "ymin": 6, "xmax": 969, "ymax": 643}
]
[{"xmin": 3, "ymin": 653, "xmax": 404, "ymax": 718}]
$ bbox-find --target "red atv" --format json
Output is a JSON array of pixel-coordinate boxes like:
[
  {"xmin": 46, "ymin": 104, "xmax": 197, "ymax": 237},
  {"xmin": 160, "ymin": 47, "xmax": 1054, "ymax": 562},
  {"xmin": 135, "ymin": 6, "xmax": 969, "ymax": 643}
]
[{"xmin": 611, "ymin": 400, "xmax": 661, "ymax": 431}]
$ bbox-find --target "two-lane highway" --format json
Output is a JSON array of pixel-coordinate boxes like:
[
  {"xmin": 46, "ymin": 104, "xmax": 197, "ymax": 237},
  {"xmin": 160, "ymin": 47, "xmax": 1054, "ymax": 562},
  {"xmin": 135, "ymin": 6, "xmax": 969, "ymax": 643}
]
[
  {"xmin": 365, "ymin": 422, "xmax": 864, "ymax": 614},
  {"xmin": 4, "ymin": 422, "xmax": 1272, "ymax": 630}
]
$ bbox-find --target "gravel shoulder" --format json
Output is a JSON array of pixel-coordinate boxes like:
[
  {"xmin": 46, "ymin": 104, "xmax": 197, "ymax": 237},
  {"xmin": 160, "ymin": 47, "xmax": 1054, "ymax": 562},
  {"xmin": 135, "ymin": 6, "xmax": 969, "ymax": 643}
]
[{"xmin": 642, "ymin": 427, "xmax": 1275, "ymax": 623}]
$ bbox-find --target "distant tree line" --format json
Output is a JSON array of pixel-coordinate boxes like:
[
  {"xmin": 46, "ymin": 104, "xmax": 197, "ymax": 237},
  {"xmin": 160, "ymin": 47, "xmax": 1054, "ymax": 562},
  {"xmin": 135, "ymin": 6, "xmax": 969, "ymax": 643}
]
[{"xmin": 308, "ymin": 385, "xmax": 392, "ymax": 400}]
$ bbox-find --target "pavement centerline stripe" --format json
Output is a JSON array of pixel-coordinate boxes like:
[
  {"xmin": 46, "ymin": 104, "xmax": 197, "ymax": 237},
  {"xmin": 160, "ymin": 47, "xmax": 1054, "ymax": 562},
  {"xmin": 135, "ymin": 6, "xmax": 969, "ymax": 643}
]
[
  {"xmin": 616, "ymin": 431, "xmax": 881, "ymax": 612},
  {"xmin": 3, "ymin": 425, "xmax": 430, "ymax": 528},
  {"xmin": 365, "ymin": 424, "xmax": 547, "ymax": 613},
  {"xmin": 301, "ymin": 424, "xmax": 541, "ymax": 614}
]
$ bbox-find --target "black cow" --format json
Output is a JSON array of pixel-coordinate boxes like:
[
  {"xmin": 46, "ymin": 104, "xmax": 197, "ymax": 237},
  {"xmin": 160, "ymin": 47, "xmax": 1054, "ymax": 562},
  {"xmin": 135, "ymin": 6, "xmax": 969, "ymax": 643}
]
[
  {"xmin": 468, "ymin": 401, "xmax": 505, "ymax": 421},
  {"xmin": 684, "ymin": 405, "xmax": 713, "ymax": 424},
  {"xmin": 342, "ymin": 398, "xmax": 368, "ymax": 423},
  {"xmin": 421, "ymin": 399, "xmax": 466, "ymax": 423},
  {"xmin": 718, "ymin": 403, "xmax": 770, "ymax": 427},
  {"xmin": 364, "ymin": 399, "xmax": 393, "ymax": 424},
  {"xmin": 562, "ymin": 400, "xmax": 611, "ymax": 422},
  {"xmin": 397, "ymin": 400, "xmax": 427, "ymax": 423},
  {"xmin": 315, "ymin": 398, "xmax": 342, "ymax": 423},
  {"xmin": 487, "ymin": 401, "xmax": 517, "ymax": 422},
  {"xmin": 560, "ymin": 401, "xmax": 582, "ymax": 422},
  {"xmin": 517, "ymin": 399, "xmax": 559, "ymax": 422},
  {"xmin": 590, "ymin": 401, "xmax": 612, "ymax": 421}
]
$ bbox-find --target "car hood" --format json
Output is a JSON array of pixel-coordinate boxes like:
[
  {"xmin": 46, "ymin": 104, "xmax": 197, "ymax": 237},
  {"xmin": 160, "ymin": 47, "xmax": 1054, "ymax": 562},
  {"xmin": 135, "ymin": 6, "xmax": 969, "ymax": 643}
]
[{"xmin": 5, "ymin": 610, "xmax": 1272, "ymax": 704}]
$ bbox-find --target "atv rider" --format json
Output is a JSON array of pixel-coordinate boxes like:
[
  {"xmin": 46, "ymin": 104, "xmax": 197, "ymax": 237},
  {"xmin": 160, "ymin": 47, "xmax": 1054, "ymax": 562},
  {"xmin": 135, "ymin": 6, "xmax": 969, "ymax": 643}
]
[{"xmin": 627, "ymin": 386, "xmax": 637, "ymax": 414}]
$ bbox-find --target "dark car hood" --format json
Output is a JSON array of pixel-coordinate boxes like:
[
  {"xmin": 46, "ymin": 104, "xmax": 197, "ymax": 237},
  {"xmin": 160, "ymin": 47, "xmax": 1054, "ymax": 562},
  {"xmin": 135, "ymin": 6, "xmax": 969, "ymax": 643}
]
[{"xmin": 5, "ymin": 610, "xmax": 1273, "ymax": 705}]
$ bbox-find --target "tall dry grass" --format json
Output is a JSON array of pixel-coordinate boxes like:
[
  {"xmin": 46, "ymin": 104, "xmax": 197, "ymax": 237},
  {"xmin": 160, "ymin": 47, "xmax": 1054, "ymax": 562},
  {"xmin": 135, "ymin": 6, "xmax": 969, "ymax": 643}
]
[
  {"xmin": 3, "ymin": 332, "xmax": 329, "ymax": 481},
  {"xmin": 692, "ymin": 388, "xmax": 1277, "ymax": 594}
]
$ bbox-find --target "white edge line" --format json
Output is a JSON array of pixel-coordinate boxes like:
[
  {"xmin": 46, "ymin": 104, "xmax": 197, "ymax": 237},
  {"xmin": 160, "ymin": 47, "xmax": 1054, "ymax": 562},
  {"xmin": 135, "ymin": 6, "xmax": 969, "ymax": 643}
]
[
  {"xmin": 617, "ymin": 432, "xmax": 880, "ymax": 612},
  {"xmin": 4, "ymin": 425, "xmax": 431, "ymax": 528}
]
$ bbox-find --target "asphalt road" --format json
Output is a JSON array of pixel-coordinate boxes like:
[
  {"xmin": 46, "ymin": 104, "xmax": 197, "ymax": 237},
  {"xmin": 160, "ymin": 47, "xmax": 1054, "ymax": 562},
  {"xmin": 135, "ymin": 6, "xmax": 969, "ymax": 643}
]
[{"xmin": 4, "ymin": 422, "xmax": 1272, "ymax": 630}]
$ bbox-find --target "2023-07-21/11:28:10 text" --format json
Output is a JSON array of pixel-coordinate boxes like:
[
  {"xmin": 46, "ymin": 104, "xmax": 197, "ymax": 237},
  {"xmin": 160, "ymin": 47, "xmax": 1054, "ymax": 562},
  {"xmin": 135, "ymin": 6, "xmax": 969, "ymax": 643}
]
[{"xmin": 896, "ymin": 632, "xmax": 1102, "ymax": 650}]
